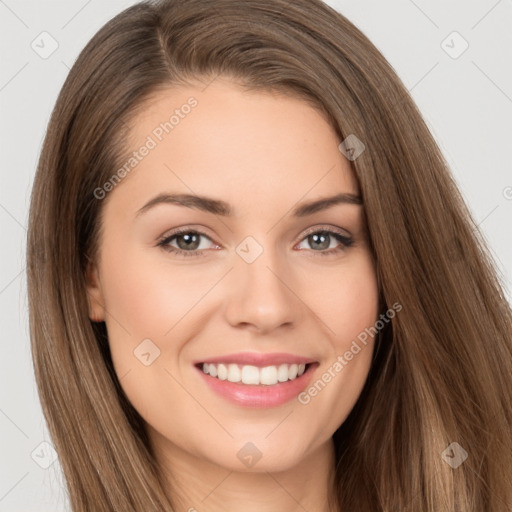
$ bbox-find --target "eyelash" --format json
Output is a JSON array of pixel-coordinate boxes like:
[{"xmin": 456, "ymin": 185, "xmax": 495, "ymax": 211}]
[{"xmin": 157, "ymin": 226, "xmax": 354, "ymax": 258}]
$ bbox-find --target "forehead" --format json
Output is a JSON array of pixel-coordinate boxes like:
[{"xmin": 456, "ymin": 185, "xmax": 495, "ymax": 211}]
[{"xmin": 108, "ymin": 78, "xmax": 360, "ymax": 216}]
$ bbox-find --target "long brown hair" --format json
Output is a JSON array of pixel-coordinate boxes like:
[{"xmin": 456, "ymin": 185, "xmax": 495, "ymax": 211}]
[{"xmin": 26, "ymin": 0, "xmax": 512, "ymax": 510}]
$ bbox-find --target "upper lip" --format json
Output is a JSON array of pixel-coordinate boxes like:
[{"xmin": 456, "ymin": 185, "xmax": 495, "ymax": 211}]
[{"xmin": 195, "ymin": 352, "xmax": 317, "ymax": 368}]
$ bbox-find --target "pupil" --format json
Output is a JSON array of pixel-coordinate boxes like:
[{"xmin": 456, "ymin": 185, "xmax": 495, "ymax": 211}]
[
  {"xmin": 178, "ymin": 233, "xmax": 199, "ymax": 250},
  {"xmin": 311, "ymin": 233, "xmax": 329, "ymax": 250}
]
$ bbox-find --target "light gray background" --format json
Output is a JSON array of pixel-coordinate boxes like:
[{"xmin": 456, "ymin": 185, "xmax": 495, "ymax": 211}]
[{"xmin": 1, "ymin": 0, "xmax": 511, "ymax": 510}]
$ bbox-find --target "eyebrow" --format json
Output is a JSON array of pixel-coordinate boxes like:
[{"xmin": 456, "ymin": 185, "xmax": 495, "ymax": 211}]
[{"xmin": 136, "ymin": 191, "xmax": 362, "ymax": 218}]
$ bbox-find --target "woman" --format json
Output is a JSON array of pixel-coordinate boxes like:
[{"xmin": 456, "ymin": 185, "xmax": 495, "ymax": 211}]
[{"xmin": 26, "ymin": 0, "xmax": 512, "ymax": 510}]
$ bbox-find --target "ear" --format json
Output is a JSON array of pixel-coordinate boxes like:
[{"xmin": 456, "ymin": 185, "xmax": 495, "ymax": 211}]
[{"xmin": 85, "ymin": 261, "xmax": 106, "ymax": 322}]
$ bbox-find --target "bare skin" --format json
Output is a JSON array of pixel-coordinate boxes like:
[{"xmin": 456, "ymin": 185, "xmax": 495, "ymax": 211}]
[{"xmin": 86, "ymin": 77, "xmax": 379, "ymax": 512}]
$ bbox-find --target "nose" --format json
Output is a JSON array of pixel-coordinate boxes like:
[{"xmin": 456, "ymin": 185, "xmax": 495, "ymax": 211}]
[{"xmin": 223, "ymin": 247, "xmax": 301, "ymax": 334}]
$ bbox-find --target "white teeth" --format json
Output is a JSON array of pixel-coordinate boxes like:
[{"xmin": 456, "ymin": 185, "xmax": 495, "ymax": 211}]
[
  {"xmin": 260, "ymin": 365, "xmax": 278, "ymax": 385},
  {"xmin": 201, "ymin": 362, "xmax": 309, "ymax": 385},
  {"xmin": 227, "ymin": 363, "xmax": 241, "ymax": 383},
  {"xmin": 217, "ymin": 363, "xmax": 228, "ymax": 380},
  {"xmin": 241, "ymin": 365, "xmax": 259, "ymax": 385},
  {"xmin": 277, "ymin": 364, "xmax": 289, "ymax": 382}
]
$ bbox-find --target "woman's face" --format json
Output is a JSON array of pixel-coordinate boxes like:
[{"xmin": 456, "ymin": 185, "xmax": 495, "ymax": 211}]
[{"xmin": 86, "ymin": 78, "xmax": 379, "ymax": 474}]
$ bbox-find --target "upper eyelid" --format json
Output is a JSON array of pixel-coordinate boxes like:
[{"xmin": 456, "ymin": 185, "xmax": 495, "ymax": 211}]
[
  {"xmin": 159, "ymin": 226, "xmax": 216, "ymax": 244},
  {"xmin": 300, "ymin": 224, "xmax": 352, "ymax": 238}
]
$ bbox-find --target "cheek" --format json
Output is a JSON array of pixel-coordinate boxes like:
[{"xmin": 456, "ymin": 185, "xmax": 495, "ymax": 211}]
[
  {"xmin": 308, "ymin": 250, "xmax": 380, "ymax": 343},
  {"xmin": 97, "ymin": 244, "xmax": 210, "ymax": 423},
  {"xmin": 297, "ymin": 252, "xmax": 379, "ymax": 425},
  {"xmin": 99, "ymin": 245, "xmax": 207, "ymax": 337}
]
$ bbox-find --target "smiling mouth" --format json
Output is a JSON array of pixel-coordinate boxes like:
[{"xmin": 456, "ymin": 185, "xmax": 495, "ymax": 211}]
[{"xmin": 195, "ymin": 362, "xmax": 316, "ymax": 386}]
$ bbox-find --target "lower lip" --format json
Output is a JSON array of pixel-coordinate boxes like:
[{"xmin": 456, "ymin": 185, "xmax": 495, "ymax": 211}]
[{"xmin": 195, "ymin": 363, "xmax": 318, "ymax": 408}]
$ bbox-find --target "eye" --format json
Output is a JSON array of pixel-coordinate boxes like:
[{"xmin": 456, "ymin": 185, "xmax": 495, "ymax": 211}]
[
  {"xmin": 157, "ymin": 226, "xmax": 354, "ymax": 258},
  {"xmin": 157, "ymin": 228, "xmax": 218, "ymax": 257},
  {"xmin": 295, "ymin": 228, "xmax": 354, "ymax": 256}
]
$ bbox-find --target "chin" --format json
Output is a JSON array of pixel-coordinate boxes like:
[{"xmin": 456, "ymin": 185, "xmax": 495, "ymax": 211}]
[{"xmin": 203, "ymin": 442, "xmax": 309, "ymax": 474}]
